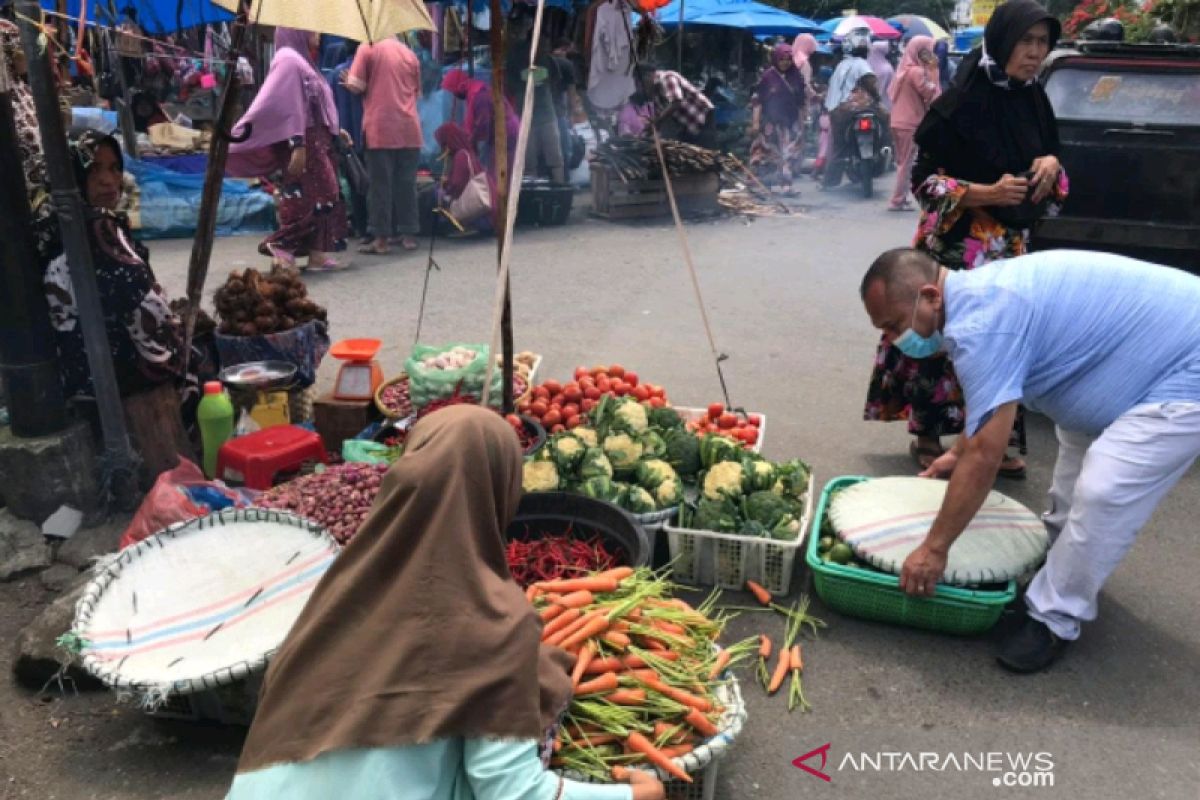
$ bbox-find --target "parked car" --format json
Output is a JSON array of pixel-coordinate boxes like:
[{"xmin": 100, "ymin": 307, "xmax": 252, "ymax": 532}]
[{"xmin": 1033, "ymin": 42, "xmax": 1200, "ymax": 270}]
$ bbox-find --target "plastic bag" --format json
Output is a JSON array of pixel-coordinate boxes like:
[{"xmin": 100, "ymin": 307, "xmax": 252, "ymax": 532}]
[
  {"xmin": 404, "ymin": 343, "xmax": 502, "ymax": 410},
  {"xmin": 341, "ymin": 439, "xmax": 399, "ymax": 465},
  {"xmin": 119, "ymin": 458, "xmax": 256, "ymax": 549}
]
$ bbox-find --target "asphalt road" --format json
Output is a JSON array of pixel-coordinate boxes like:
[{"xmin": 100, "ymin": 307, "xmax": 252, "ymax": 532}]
[{"xmin": 5, "ymin": 183, "xmax": 1196, "ymax": 799}]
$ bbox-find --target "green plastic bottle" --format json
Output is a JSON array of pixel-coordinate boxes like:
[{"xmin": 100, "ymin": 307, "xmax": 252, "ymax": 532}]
[{"xmin": 197, "ymin": 381, "xmax": 235, "ymax": 478}]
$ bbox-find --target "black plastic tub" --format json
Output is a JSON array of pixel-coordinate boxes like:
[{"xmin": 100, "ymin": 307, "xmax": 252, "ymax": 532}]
[
  {"xmin": 507, "ymin": 492, "xmax": 651, "ymax": 568},
  {"xmin": 519, "ymin": 414, "xmax": 547, "ymax": 457}
]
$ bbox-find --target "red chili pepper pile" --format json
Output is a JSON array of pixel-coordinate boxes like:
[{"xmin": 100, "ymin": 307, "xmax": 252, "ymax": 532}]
[{"xmin": 506, "ymin": 530, "xmax": 619, "ymax": 588}]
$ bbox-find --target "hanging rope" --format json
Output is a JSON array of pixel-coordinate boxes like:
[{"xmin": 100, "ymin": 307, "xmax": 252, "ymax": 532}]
[{"xmin": 413, "ymin": 206, "xmax": 446, "ymax": 347}]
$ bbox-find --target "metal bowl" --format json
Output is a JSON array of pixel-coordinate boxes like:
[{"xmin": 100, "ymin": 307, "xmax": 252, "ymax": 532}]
[{"xmin": 218, "ymin": 360, "xmax": 298, "ymax": 392}]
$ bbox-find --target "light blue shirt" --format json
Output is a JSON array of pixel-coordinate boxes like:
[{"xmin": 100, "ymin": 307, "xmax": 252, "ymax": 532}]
[
  {"xmin": 944, "ymin": 251, "xmax": 1200, "ymax": 437},
  {"xmin": 226, "ymin": 739, "xmax": 633, "ymax": 800},
  {"xmin": 825, "ymin": 57, "xmax": 874, "ymax": 111}
]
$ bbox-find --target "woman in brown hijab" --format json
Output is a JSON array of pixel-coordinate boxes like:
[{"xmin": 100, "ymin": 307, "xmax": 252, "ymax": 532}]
[{"xmin": 227, "ymin": 405, "xmax": 663, "ymax": 800}]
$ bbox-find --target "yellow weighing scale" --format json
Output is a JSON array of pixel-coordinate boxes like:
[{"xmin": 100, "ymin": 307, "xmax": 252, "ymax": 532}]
[
  {"xmin": 330, "ymin": 338, "xmax": 384, "ymax": 401},
  {"xmin": 218, "ymin": 360, "xmax": 297, "ymax": 429}
]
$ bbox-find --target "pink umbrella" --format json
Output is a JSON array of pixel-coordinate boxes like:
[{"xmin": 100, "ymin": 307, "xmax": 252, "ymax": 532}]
[{"xmin": 832, "ymin": 15, "xmax": 901, "ymax": 39}]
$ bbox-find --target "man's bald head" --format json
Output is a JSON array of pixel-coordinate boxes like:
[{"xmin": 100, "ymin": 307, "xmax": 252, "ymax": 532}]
[{"xmin": 860, "ymin": 248, "xmax": 940, "ymax": 303}]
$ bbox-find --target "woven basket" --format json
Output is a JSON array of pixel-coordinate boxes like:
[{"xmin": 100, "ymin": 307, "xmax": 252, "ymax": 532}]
[
  {"xmin": 374, "ymin": 373, "xmax": 413, "ymax": 420},
  {"xmin": 72, "ymin": 508, "xmax": 339, "ymax": 701}
]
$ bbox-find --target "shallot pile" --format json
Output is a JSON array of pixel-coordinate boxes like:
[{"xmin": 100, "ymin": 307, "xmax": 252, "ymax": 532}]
[{"xmin": 257, "ymin": 462, "xmax": 387, "ymax": 544}]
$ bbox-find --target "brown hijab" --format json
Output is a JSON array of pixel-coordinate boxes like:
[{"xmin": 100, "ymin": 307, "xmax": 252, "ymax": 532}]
[{"xmin": 237, "ymin": 405, "xmax": 574, "ymax": 773}]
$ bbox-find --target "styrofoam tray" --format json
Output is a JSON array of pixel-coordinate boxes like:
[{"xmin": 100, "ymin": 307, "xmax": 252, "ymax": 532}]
[{"xmin": 673, "ymin": 407, "xmax": 766, "ymax": 454}]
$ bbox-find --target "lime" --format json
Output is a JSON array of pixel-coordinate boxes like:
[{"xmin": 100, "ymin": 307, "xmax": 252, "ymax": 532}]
[
  {"xmin": 818, "ymin": 536, "xmax": 834, "ymax": 553},
  {"xmin": 829, "ymin": 542, "xmax": 854, "ymax": 565}
]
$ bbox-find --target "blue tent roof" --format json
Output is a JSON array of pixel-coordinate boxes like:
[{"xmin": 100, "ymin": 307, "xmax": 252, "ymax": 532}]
[
  {"xmin": 32, "ymin": 0, "xmax": 233, "ymax": 34},
  {"xmin": 654, "ymin": 0, "xmax": 820, "ymax": 36}
]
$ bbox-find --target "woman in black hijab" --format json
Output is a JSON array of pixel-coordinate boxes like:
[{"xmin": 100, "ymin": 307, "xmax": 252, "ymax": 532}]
[{"xmin": 863, "ymin": 0, "xmax": 1067, "ymax": 478}]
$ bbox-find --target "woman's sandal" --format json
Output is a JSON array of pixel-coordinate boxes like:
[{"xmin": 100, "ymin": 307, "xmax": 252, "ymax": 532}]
[
  {"xmin": 357, "ymin": 244, "xmax": 391, "ymax": 256},
  {"xmin": 998, "ymin": 455, "xmax": 1028, "ymax": 480},
  {"xmin": 909, "ymin": 441, "xmax": 945, "ymax": 471},
  {"xmin": 307, "ymin": 258, "xmax": 348, "ymax": 273}
]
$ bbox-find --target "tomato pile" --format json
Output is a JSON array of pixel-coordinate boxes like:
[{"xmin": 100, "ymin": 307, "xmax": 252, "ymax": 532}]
[
  {"xmin": 688, "ymin": 402, "xmax": 761, "ymax": 447},
  {"xmin": 519, "ymin": 363, "xmax": 669, "ymax": 434},
  {"xmin": 505, "ymin": 531, "xmax": 619, "ymax": 588}
]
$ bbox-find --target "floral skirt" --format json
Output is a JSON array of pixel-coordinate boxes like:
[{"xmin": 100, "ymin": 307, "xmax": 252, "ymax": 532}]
[
  {"xmin": 748, "ymin": 120, "xmax": 802, "ymax": 187},
  {"xmin": 260, "ymin": 126, "xmax": 348, "ymax": 259}
]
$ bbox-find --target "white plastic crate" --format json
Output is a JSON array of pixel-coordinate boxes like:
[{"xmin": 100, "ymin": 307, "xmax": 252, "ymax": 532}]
[
  {"xmin": 664, "ymin": 472, "xmax": 814, "ymax": 595},
  {"xmin": 673, "ymin": 407, "xmax": 766, "ymax": 454}
]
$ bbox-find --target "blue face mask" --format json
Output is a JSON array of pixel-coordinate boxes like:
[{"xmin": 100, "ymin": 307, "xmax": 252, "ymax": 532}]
[{"xmin": 893, "ymin": 297, "xmax": 943, "ymax": 359}]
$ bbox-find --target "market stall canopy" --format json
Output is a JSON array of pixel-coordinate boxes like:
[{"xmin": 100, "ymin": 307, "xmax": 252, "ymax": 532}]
[
  {"xmin": 829, "ymin": 14, "xmax": 901, "ymax": 39},
  {"xmin": 886, "ymin": 14, "xmax": 951, "ymax": 40},
  {"xmin": 210, "ymin": 0, "xmax": 435, "ymax": 41},
  {"xmin": 652, "ymin": 0, "xmax": 821, "ymax": 36},
  {"xmin": 23, "ymin": 0, "xmax": 233, "ymax": 33}
]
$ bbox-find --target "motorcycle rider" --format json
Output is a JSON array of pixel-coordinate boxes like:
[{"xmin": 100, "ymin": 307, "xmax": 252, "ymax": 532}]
[
  {"xmin": 821, "ymin": 30, "xmax": 874, "ymax": 186},
  {"xmin": 824, "ymin": 73, "xmax": 887, "ymax": 188}
]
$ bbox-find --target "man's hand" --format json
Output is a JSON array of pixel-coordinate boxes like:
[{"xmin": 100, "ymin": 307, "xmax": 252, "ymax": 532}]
[
  {"xmin": 339, "ymin": 129, "xmax": 353, "ymax": 147},
  {"xmin": 900, "ymin": 542, "xmax": 947, "ymax": 597},
  {"xmin": 1029, "ymin": 154, "xmax": 1060, "ymax": 203},
  {"xmin": 287, "ymin": 146, "xmax": 306, "ymax": 179},
  {"xmin": 629, "ymin": 769, "xmax": 666, "ymax": 800},
  {"xmin": 919, "ymin": 450, "xmax": 958, "ymax": 479}
]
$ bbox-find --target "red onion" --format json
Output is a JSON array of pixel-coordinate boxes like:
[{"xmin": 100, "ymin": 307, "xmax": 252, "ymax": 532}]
[{"xmin": 257, "ymin": 462, "xmax": 389, "ymax": 544}]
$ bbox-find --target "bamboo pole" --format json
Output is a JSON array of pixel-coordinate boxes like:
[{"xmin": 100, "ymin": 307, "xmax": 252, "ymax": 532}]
[
  {"xmin": 489, "ymin": 0, "xmax": 514, "ymax": 414},
  {"xmin": 180, "ymin": 1, "xmax": 249, "ymax": 372}
]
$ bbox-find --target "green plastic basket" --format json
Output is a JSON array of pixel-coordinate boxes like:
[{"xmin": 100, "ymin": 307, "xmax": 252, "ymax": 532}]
[{"xmin": 806, "ymin": 476, "xmax": 1016, "ymax": 636}]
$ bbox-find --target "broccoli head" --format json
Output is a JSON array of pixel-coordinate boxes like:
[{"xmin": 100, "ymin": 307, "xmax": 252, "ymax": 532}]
[
  {"xmin": 665, "ymin": 429, "xmax": 702, "ymax": 477},
  {"xmin": 648, "ymin": 406, "xmax": 684, "ymax": 431},
  {"xmin": 702, "ymin": 460, "xmax": 746, "ymax": 501},
  {"xmin": 770, "ymin": 514, "xmax": 803, "ymax": 541},
  {"xmin": 772, "ymin": 458, "xmax": 812, "ymax": 499},
  {"xmin": 522, "ymin": 460, "xmax": 560, "ymax": 493},
  {"xmin": 689, "ymin": 497, "xmax": 742, "ymax": 532},
  {"xmin": 742, "ymin": 490, "xmax": 790, "ymax": 528},
  {"xmin": 603, "ymin": 432, "xmax": 644, "ymax": 475}
]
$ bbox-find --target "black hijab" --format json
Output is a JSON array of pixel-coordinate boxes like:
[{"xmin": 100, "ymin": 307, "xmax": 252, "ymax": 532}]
[{"xmin": 916, "ymin": 0, "xmax": 1061, "ymax": 186}]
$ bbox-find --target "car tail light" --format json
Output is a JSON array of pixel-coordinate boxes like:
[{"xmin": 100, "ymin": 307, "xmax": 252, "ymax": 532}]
[{"xmin": 857, "ymin": 118, "xmax": 874, "ymax": 132}]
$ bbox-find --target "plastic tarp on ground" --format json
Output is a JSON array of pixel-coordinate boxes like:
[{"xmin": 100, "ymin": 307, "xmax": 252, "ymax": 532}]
[
  {"xmin": 35, "ymin": 0, "xmax": 233, "ymax": 34},
  {"xmin": 652, "ymin": 0, "xmax": 821, "ymax": 35},
  {"xmin": 125, "ymin": 158, "xmax": 275, "ymax": 240}
]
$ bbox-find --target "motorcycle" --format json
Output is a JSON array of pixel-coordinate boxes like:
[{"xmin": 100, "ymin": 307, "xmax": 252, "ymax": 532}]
[{"xmin": 844, "ymin": 109, "xmax": 887, "ymax": 199}]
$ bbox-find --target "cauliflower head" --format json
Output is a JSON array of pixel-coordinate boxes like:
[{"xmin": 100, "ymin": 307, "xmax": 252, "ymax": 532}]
[
  {"xmin": 573, "ymin": 427, "xmax": 599, "ymax": 448},
  {"xmin": 522, "ymin": 460, "xmax": 560, "ymax": 492},
  {"xmin": 703, "ymin": 460, "xmax": 746, "ymax": 501},
  {"xmin": 613, "ymin": 400, "xmax": 649, "ymax": 434},
  {"xmin": 635, "ymin": 458, "xmax": 677, "ymax": 490},
  {"xmin": 654, "ymin": 477, "xmax": 683, "ymax": 509},
  {"xmin": 603, "ymin": 432, "xmax": 644, "ymax": 473}
]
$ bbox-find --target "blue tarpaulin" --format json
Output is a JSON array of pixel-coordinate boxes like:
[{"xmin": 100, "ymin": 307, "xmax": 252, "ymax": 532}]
[
  {"xmin": 653, "ymin": 0, "xmax": 821, "ymax": 36},
  {"xmin": 35, "ymin": 0, "xmax": 233, "ymax": 34},
  {"xmin": 125, "ymin": 158, "xmax": 275, "ymax": 239}
]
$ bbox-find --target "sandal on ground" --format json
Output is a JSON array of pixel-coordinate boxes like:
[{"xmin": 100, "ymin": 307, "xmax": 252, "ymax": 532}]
[
  {"xmin": 998, "ymin": 455, "xmax": 1028, "ymax": 480},
  {"xmin": 397, "ymin": 236, "xmax": 419, "ymax": 251},
  {"xmin": 909, "ymin": 440, "xmax": 945, "ymax": 470},
  {"xmin": 267, "ymin": 244, "xmax": 297, "ymax": 270},
  {"xmin": 357, "ymin": 243, "xmax": 391, "ymax": 255},
  {"xmin": 887, "ymin": 201, "xmax": 914, "ymax": 212},
  {"xmin": 307, "ymin": 258, "xmax": 348, "ymax": 273}
]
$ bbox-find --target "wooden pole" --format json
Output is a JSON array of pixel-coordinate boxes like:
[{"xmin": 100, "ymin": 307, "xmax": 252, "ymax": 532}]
[
  {"xmin": 181, "ymin": 2, "xmax": 249, "ymax": 371},
  {"xmin": 16, "ymin": 0, "xmax": 137, "ymax": 504},
  {"xmin": 677, "ymin": 0, "xmax": 684, "ymax": 71},
  {"xmin": 489, "ymin": 0, "xmax": 514, "ymax": 414}
]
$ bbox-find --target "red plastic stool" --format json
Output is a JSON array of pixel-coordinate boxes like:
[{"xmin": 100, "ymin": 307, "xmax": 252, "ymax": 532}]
[{"xmin": 215, "ymin": 425, "xmax": 328, "ymax": 489}]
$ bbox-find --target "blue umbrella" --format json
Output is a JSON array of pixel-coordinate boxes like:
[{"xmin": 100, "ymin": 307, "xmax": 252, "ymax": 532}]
[
  {"xmin": 36, "ymin": 0, "xmax": 233, "ymax": 34},
  {"xmin": 654, "ymin": 0, "xmax": 821, "ymax": 36}
]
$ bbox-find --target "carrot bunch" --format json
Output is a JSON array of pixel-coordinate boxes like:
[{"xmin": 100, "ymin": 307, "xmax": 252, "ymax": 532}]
[
  {"xmin": 761, "ymin": 597, "xmax": 818, "ymax": 713},
  {"xmin": 531, "ymin": 567, "xmax": 758, "ymax": 783}
]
